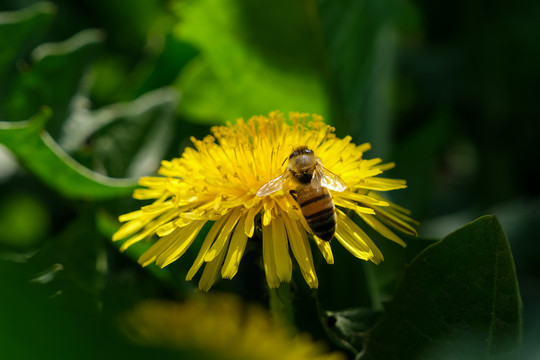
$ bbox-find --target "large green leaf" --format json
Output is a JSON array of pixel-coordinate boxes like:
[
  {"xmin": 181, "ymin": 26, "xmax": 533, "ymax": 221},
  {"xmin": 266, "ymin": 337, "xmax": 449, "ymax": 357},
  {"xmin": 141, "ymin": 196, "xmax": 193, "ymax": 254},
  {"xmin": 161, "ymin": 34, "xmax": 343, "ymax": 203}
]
[
  {"xmin": 360, "ymin": 216, "xmax": 522, "ymax": 359},
  {"xmin": 365, "ymin": 233, "xmax": 438, "ymax": 308},
  {"xmin": 173, "ymin": 0, "xmax": 330, "ymax": 123},
  {"xmin": 0, "ymin": 109, "xmax": 136, "ymax": 200}
]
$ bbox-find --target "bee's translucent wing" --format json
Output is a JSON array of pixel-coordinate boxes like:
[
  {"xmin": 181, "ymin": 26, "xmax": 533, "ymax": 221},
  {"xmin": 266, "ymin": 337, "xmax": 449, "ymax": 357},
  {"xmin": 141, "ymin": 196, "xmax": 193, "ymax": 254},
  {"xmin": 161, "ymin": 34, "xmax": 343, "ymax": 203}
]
[
  {"xmin": 313, "ymin": 164, "xmax": 347, "ymax": 192},
  {"xmin": 256, "ymin": 172, "xmax": 291, "ymax": 197}
]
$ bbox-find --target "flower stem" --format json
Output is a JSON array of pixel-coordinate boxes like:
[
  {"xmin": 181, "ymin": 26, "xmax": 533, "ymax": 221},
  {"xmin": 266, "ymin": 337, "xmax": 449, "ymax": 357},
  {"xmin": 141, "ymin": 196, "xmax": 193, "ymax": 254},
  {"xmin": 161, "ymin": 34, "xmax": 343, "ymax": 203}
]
[
  {"xmin": 363, "ymin": 262, "xmax": 383, "ymax": 311},
  {"xmin": 269, "ymin": 282, "xmax": 295, "ymax": 330}
]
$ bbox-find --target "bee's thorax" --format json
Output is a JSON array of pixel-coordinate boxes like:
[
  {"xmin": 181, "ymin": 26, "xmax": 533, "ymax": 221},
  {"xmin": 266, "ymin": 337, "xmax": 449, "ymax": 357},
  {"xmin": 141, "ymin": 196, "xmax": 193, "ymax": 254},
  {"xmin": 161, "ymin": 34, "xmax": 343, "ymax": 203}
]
[
  {"xmin": 291, "ymin": 169, "xmax": 313, "ymax": 184},
  {"xmin": 287, "ymin": 148, "xmax": 318, "ymax": 185}
]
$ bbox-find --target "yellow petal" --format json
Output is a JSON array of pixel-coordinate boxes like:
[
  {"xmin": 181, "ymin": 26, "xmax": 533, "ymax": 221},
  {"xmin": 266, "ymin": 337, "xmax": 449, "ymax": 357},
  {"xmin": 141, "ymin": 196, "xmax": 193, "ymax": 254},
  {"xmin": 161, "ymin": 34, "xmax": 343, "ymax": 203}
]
[
  {"xmin": 155, "ymin": 221, "xmax": 177, "ymax": 237},
  {"xmin": 359, "ymin": 213, "xmax": 406, "ymax": 247},
  {"xmin": 335, "ymin": 210, "xmax": 383, "ymax": 263},
  {"xmin": 118, "ymin": 209, "xmax": 143, "ymax": 222},
  {"xmin": 262, "ymin": 200, "xmax": 274, "ymax": 226},
  {"xmin": 359, "ymin": 177, "xmax": 407, "ymax": 191},
  {"xmin": 376, "ymin": 206, "xmax": 418, "ymax": 236},
  {"xmin": 118, "ymin": 210, "xmax": 179, "ymax": 251},
  {"xmin": 272, "ymin": 215, "xmax": 292, "ymax": 283},
  {"xmin": 262, "ymin": 221, "xmax": 280, "ymax": 288},
  {"xmin": 221, "ymin": 215, "xmax": 249, "ymax": 279},
  {"xmin": 113, "ymin": 219, "xmax": 145, "ymax": 241},
  {"xmin": 133, "ymin": 188, "xmax": 166, "ymax": 200},
  {"xmin": 313, "ymin": 236, "xmax": 334, "ymax": 265},
  {"xmin": 338, "ymin": 191, "xmax": 390, "ymax": 207},
  {"xmin": 205, "ymin": 207, "xmax": 242, "ymax": 262},
  {"xmin": 333, "ymin": 197, "xmax": 376, "ymax": 215},
  {"xmin": 244, "ymin": 204, "xmax": 261, "ymax": 237},
  {"xmin": 186, "ymin": 213, "xmax": 231, "ymax": 281},
  {"xmin": 198, "ymin": 241, "xmax": 229, "ymax": 292},
  {"xmin": 155, "ymin": 221, "xmax": 207, "ymax": 268},
  {"xmin": 138, "ymin": 235, "xmax": 173, "ymax": 268},
  {"xmin": 284, "ymin": 216, "xmax": 318, "ymax": 288}
]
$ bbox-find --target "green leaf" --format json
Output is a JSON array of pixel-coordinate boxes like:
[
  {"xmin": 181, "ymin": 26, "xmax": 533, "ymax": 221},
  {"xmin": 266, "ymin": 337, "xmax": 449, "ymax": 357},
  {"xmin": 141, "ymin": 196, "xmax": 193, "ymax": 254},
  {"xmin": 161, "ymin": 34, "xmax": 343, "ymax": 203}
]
[
  {"xmin": 0, "ymin": 2, "xmax": 56, "ymax": 80},
  {"xmin": 364, "ymin": 234, "xmax": 437, "ymax": 309},
  {"xmin": 173, "ymin": 0, "xmax": 330, "ymax": 123},
  {"xmin": 0, "ymin": 109, "xmax": 137, "ymax": 200},
  {"xmin": 325, "ymin": 308, "xmax": 382, "ymax": 354},
  {"xmin": 5, "ymin": 28, "xmax": 104, "ymax": 137},
  {"xmin": 59, "ymin": 87, "xmax": 180, "ymax": 178},
  {"xmin": 360, "ymin": 216, "xmax": 522, "ymax": 359}
]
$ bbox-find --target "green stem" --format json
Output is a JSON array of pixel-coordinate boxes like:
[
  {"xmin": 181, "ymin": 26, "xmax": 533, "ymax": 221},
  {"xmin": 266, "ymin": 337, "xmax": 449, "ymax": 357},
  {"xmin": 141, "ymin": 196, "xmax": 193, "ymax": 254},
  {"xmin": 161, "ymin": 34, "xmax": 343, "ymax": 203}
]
[
  {"xmin": 269, "ymin": 282, "xmax": 295, "ymax": 329},
  {"xmin": 363, "ymin": 262, "xmax": 383, "ymax": 311}
]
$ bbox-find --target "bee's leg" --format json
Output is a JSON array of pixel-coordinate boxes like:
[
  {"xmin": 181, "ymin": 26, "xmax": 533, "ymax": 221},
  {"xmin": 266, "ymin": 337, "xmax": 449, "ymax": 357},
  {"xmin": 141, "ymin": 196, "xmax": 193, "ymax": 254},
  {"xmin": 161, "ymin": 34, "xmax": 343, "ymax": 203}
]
[{"xmin": 289, "ymin": 190, "xmax": 298, "ymax": 201}]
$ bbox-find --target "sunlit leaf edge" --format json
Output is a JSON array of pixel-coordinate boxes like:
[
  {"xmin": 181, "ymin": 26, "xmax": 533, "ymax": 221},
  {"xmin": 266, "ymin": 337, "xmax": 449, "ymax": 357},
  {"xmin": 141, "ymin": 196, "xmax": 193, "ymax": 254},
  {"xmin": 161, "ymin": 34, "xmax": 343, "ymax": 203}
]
[{"xmin": 0, "ymin": 108, "xmax": 137, "ymax": 200}]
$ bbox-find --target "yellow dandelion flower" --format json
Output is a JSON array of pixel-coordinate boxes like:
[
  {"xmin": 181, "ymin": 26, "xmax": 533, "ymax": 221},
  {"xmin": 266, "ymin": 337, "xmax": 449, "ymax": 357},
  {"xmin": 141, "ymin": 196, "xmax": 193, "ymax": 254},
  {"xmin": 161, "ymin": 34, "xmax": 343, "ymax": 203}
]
[
  {"xmin": 113, "ymin": 111, "xmax": 417, "ymax": 290},
  {"xmin": 121, "ymin": 295, "xmax": 345, "ymax": 360}
]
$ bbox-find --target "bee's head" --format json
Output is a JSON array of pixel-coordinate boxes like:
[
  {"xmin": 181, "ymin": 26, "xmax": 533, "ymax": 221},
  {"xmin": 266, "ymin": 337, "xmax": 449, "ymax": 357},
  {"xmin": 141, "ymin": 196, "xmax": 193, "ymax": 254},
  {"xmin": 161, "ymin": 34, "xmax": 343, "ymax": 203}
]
[
  {"xmin": 289, "ymin": 146, "xmax": 313, "ymax": 159},
  {"xmin": 286, "ymin": 146, "xmax": 317, "ymax": 176}
]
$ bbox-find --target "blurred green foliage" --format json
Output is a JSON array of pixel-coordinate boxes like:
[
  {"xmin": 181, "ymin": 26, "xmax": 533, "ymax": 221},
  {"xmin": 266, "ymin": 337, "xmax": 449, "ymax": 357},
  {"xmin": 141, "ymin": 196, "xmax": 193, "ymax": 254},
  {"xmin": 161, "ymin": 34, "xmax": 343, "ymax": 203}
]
[{"xmin": 1, "ymin": 0, "xmax": 538, "ymax": 359}]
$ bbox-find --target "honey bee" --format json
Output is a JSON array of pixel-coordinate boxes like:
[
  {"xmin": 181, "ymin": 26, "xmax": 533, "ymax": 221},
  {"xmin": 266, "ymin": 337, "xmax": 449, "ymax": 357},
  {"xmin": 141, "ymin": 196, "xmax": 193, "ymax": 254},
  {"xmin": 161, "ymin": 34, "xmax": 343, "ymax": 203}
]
[{"xmin": 256, "ymin": 146, "xmax": 347, "ymax": 241}]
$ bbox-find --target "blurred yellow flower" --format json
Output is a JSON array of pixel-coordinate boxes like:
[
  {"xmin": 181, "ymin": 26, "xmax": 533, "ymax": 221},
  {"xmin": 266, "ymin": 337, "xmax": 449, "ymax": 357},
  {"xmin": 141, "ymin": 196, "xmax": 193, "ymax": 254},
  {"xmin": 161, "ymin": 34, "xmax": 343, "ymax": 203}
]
[
  {"xmin": 122, "ymin": 295, "xmax": 345, "ymax": 360},
  {"xmin": 113, "ymin": 111, "xmax": 417, "ymax": 290}
]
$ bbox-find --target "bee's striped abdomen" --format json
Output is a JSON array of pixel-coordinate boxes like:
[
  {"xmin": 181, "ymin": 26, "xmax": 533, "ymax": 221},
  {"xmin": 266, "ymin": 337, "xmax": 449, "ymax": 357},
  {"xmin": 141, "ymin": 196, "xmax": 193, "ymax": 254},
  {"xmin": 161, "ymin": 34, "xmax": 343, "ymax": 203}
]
[{"xmin": 297, "ymin": 185, "xmax": 336, "ymax": 241}]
